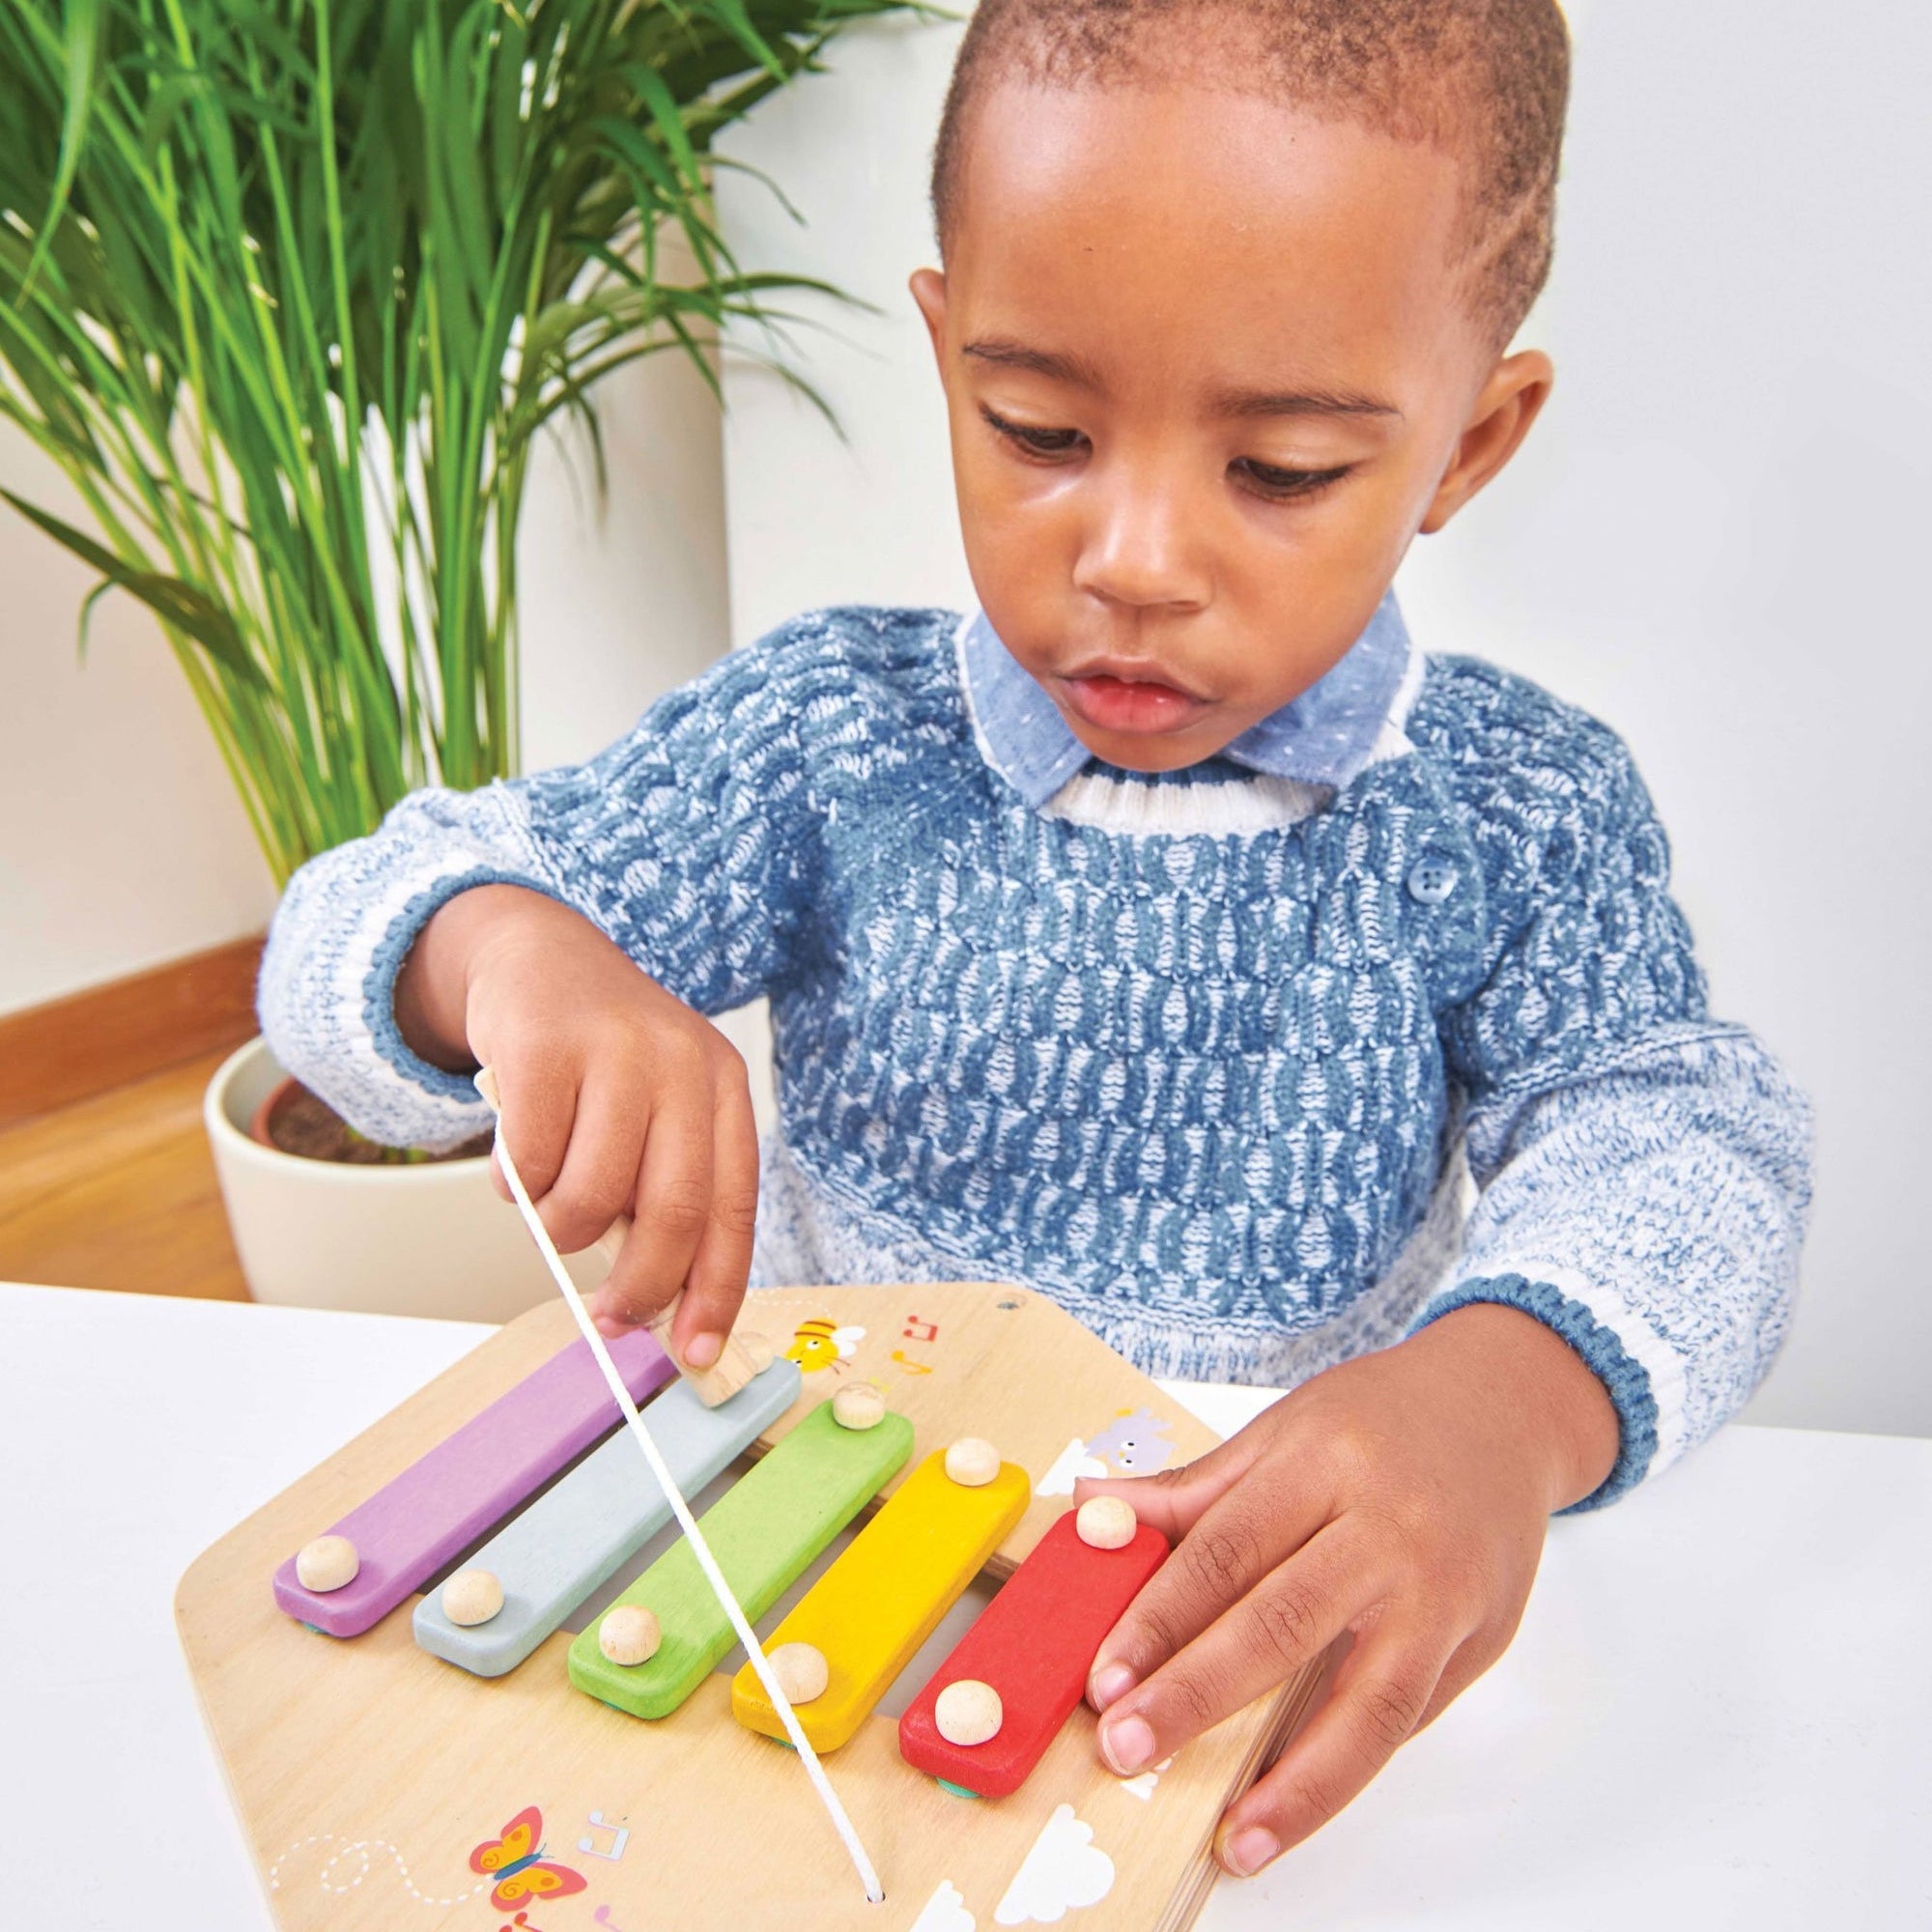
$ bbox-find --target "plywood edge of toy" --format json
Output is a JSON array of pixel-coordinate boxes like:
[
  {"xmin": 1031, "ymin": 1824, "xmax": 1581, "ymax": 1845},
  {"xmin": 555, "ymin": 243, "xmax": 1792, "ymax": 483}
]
[
  {"xmin": 1151, "ymin": 1656, "xmax": 1332, "ymax": 1932},
  {"xmin": 174, "ymin": 1299, "xmax": 581, "ymax": 1651},
  {"xmin": 173, "ymin": 1605, "xmax": 285, "ymax": 1930}
]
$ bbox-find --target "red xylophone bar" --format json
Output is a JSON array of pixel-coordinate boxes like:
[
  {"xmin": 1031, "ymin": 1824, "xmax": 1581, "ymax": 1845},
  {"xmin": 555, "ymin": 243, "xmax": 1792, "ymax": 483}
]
[{"xmin": 898, "ymin": 1507, "xmax": 1169, "ymax": 1798}]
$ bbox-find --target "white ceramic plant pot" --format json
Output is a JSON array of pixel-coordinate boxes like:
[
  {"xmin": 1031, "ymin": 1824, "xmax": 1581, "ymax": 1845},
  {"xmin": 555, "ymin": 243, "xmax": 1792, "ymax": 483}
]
[{"xmin": 204, "ymin": 1037, "xmax": 592, "ymax": 1321}]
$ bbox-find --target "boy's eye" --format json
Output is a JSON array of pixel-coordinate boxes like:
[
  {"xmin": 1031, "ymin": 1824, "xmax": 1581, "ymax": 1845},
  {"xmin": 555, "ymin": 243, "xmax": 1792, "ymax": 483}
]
[
  {"xmin": 980, "ymin": 405, "xmax": 1086, "ymax": 458},
  {"xmin": 1232, "ymin": 457, "xmax": 1354, "ymax": 501}
]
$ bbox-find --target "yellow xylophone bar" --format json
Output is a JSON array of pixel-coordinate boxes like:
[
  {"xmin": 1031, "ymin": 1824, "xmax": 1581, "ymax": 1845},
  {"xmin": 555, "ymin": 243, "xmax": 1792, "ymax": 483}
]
[{"xmin": 731, "ymin": 1448, "xmax": 1031, "ymax": 1752}]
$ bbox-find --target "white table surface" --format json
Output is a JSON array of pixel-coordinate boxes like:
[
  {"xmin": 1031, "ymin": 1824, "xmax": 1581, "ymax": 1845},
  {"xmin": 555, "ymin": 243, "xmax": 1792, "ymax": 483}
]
[{"xmin": 4, "ymin": 1280, "xmax": 1928, "ymax": 1932}]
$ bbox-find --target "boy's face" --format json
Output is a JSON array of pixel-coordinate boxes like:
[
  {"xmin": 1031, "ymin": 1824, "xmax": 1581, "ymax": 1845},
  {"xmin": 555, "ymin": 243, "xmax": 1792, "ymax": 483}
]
[{"xmin": 913, "ymin": 80, "xmax": 1552, "ymax": 772}]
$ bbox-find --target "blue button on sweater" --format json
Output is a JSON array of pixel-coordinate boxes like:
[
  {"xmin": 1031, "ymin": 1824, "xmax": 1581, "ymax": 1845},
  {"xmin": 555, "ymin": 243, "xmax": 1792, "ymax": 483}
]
[{"xmin": 258, "ymin": 605, "xmax": 1812, "ymax": 1508}]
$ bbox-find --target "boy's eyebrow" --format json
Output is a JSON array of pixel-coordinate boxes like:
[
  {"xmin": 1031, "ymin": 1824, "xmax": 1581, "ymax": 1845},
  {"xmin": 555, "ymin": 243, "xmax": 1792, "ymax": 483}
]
[
  {"xmin": 961, "ymin": 338, "xmax": 1401, "ymax": 420},
  {"xmin": 962, "ymin": 338, "xmax": 1108, "ymax": 388},
  {"xmin": 1213, "ymin": 385, "xmax": 1403, "ymax": 421}
]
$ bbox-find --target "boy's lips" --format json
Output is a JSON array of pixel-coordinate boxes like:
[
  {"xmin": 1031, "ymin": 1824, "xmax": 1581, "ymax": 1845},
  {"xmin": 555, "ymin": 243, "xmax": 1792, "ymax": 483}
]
[{"xmin": 1058, "ymin": 666, "xmax": 1209, "ymax": 736}]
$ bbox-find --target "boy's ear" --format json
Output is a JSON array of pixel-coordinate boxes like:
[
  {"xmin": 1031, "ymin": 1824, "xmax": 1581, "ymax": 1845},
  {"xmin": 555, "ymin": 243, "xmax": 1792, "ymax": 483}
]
[
  {"xmin": 1418, "ymin": 350, "xmax": 1554, "ymax": 535},
  {"xmin": 909, "ymin": 267, "xmax": 949, "ymax": 374}
]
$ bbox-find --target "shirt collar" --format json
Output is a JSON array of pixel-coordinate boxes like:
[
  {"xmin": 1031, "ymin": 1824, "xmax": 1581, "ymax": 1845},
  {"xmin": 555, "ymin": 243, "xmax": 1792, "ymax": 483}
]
[{"xmin": 957, "ymin": 591, "xmax": 1415, "ymax": 809}]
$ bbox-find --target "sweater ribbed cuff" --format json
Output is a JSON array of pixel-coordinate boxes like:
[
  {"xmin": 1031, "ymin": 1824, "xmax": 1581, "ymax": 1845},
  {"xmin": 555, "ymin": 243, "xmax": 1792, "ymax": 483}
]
[{"xmin": 360, "ymin": 865, "xmax": 565, "ymax": 1108}]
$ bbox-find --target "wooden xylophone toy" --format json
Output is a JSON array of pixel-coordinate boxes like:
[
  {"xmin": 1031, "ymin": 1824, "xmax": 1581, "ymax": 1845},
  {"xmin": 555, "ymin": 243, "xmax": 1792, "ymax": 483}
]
[{"xmin": 178, "ymin": 1283, "xmax": 1322, "ymax": 1932}]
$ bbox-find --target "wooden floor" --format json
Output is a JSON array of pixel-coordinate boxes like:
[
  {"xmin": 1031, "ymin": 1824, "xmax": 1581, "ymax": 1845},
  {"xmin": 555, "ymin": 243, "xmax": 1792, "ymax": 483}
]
[{"xmin": 0, "ymin": 1047, "xmax": 251, "ymax": 1300}]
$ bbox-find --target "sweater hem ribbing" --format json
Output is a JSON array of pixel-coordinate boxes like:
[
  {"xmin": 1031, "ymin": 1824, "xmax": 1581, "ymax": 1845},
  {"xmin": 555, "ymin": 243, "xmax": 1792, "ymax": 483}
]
[{"xmin": 756, "ymin": 1127, "xmax": 1464, "ymax": 1390}]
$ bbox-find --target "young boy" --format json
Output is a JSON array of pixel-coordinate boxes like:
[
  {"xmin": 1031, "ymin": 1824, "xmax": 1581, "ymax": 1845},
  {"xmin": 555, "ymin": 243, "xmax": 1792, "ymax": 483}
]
[{"xmin": 260, "ymin": 0, "xmax": 1810, "ymax": 1880}]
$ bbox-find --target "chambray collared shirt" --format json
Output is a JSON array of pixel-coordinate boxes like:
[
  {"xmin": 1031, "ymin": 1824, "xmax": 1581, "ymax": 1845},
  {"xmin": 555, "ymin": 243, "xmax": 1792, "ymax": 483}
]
[{"xmin": 957, "ymin": 590, "xmax": 1414, "ymax": 807}]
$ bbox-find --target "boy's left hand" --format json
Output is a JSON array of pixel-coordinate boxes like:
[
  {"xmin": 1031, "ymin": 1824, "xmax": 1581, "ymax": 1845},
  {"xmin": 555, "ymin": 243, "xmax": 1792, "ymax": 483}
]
[{"xmin": 1071, "ymin": 1303, "xmax": 1619, "ymax": 1878}]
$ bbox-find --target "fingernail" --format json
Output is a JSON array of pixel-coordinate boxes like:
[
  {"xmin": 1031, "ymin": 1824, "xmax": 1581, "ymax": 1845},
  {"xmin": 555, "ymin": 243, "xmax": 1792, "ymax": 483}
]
[
  {"xmin": 593, "ymin": 1312, "xmax": 631, "ymax": 1339},
  {"xmin": 1222, "ymin": 1827, "xmax": 1280, "ymax": 1878},
  {"xmin": 683, "ymin": 1331, "xmax": 723, "ymax": 1369},
  {"xmin": 1100, "ymin": 1714, "xmax": 1155, "ymax": 1776},
  {"xmin": 1089, "ymin": 1663, "xmax": 1136, "ymax": 1711}
]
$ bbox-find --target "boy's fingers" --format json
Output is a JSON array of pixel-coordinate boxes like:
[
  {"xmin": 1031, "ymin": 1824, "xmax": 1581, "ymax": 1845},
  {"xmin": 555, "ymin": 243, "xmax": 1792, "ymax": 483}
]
[
  {"xmin": 1085, "ymin": 1472, "xmax": 1327, "ymax": 1711},
  {"xmin": 1212, "ymin": 1620, "xmax": 1454, "ymax": 1876},
  {"xmin": 1412, "ymin": 1628, "xmax": 1506, "ymax": 1736},
  {"xmin": 1093, "ymin": 1520, "xmax": 1369, "ymax": 1774},
  {"xmin": 670, "ymin": 1072, "xmax": 761, "ymax": 1368},
  {"xmin": 598, "ymin": 1095, "xmax": 714, "ymax": 1328},
  {"xmin": 1071, "ymin": 1430, "xmax": 1267, "ymax": 1544},
  {"xmin": 491, "ymin": 1058, "xmax": 576, "ymax": 1205},
  {"xmin": 534, "ymin": 1074, "xmax": 647, "ymax": 1254}
]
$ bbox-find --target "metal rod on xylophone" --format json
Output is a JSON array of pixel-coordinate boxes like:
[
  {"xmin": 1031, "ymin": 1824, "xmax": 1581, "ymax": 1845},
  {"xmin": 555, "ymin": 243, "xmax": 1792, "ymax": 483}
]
[{"xmin": 474, "ymin": 1068, "xmax": 887, "ymax": 1906}]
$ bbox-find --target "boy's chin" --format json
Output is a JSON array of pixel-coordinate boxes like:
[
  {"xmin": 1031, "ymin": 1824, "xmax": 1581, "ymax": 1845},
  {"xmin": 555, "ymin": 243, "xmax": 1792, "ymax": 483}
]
[{"xmin": 1060, "ymin": 714, "xmax": 1244, "ymax": 775}]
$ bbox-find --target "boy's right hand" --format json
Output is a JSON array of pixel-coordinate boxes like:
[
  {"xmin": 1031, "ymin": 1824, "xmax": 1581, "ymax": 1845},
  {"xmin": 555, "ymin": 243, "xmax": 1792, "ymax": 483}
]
[{"xmin": 394, "ymin": 883, "xmax": 760, "ymax": 1367}]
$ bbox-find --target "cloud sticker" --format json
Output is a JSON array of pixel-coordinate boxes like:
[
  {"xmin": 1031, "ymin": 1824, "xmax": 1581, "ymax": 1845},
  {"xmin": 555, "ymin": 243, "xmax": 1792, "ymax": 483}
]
[
  {"xmin": 1118, "ymin": 1756, "xmax": 1174, "ymax": 1802},
  {"xmin": 994, "ymin": 1805, "xmax": 1116, "ymax": 1925},
  {"xmin": 908, "ymin": 1879, "xmax": 975, "ymax": 1932},
  {"xmin": 1037, "ymin": 1437, "xmax": 1107, "ymax": 1497}
]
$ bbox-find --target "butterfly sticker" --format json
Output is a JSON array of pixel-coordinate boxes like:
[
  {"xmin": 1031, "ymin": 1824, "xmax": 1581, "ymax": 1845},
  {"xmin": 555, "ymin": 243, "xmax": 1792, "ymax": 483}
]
[{"xmin": 469, "ymin": 1806, "xmax": 587, "ymax": 1912}]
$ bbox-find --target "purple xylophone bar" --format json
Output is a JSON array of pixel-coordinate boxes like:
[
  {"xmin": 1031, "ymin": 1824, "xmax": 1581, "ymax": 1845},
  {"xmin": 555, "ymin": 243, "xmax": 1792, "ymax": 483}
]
[{"xmin": 272, "ymin": 1326, "xmax": 674, "ymax": 1637}]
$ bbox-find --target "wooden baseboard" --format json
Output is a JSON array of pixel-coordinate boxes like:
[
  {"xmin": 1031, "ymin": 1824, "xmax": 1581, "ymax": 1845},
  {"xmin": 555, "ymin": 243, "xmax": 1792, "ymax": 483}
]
[{"xmin": 0, "ymin": 935, "xmax": 266, "ymax": 1128}]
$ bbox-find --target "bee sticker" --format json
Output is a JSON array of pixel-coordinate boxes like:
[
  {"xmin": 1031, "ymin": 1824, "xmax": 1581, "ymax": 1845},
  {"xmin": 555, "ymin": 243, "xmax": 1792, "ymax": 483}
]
[
  {"xmin": 784, "ymin": 1318, "xmax": 867, "ymax": 1374},
  {"xmin": 469, "ymin": 1807, "xmax": 586, "ymax": 1913}
]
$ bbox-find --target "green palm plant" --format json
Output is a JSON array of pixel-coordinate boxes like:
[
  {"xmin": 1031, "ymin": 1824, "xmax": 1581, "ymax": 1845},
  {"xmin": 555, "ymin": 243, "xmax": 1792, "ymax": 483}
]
[{"xmin": 0, "ymin": 0, "xmax": 917, "ymax": 883}]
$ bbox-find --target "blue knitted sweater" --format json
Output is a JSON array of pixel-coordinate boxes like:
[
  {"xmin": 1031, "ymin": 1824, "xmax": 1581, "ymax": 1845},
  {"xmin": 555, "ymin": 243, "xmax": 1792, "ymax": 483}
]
[{"xmin": 259, "ymin": 605, "xmax": 1811, "ymax": 1507}]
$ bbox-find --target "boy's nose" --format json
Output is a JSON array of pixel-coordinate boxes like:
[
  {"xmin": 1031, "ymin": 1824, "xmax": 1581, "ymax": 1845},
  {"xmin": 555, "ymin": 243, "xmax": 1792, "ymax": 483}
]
[{"xmin": 1071, "ymin": 470, "xmax": 1212, "ymax": 614}]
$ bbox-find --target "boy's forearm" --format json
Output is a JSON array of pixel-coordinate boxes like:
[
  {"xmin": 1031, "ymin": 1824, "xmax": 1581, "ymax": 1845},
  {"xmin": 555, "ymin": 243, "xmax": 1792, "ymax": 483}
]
[{"xmin": 1407, "ymin": 1302, "xmax": 1621, "ymax": 1512}]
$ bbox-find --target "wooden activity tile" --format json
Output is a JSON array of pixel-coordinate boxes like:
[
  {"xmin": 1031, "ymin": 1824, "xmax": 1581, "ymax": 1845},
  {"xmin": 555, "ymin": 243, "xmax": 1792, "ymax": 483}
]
[{"xmin": 179, "ymin": 1284, "xmax": 1324, "ymax": 1932}]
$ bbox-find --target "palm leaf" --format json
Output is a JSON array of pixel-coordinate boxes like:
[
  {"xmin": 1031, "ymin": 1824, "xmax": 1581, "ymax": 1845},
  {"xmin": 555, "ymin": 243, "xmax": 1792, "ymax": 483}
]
[
  {"xmin": 2, "ymin": 488, "xmax": 268, "ymax": 689},
  {"xmin": 0, "ymin": 0, "xmax": 927, "ymax": 883}
]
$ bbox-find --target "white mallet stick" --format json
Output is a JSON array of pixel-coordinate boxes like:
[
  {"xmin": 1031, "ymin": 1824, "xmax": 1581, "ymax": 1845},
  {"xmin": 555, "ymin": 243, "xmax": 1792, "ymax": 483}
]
[{"xmin": 475, "ymin": 1070, "xmax": 884, "ymax": 1905}]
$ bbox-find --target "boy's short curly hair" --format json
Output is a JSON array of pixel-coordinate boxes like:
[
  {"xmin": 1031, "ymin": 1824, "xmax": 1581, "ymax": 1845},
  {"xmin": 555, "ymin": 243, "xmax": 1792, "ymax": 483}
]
[{"xmin": 930, "ymin": 0, "xmax": 1572, "ymax": 352}]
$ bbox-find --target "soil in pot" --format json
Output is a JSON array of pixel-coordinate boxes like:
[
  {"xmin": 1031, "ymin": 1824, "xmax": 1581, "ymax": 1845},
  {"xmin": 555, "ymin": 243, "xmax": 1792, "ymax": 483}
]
[{"xmin": 252, "ymin": 1078, "xmax": 493, "ymax": 1166}]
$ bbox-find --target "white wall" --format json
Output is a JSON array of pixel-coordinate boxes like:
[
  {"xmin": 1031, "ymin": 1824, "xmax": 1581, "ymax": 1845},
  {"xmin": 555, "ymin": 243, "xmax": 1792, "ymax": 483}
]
[
  {"xmin": 716, "ymin": 5, "xmax": 1932, "ymax": 1436},
  {"xmin": 0, "ymin": 434, "xmax": 279, "ymax": 1011},
  {"xmin": 0, "ymin": 337, "xmax": 731, "ymax": 1015},
  {"xmin": 516, "ymin": 347, "xmax": 732, "ymax": 771}
]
